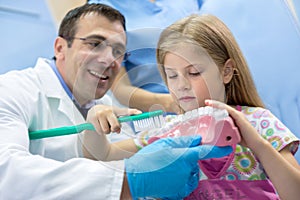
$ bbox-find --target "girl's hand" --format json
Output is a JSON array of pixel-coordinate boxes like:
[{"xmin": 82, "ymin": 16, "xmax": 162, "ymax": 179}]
[
  {"xmin": 205, "ymin": 99, "xmax": 265, "ymax": 150},
  {"xmin": 86, "ymin": 105, "xmax": 142, "ymax": 134}
]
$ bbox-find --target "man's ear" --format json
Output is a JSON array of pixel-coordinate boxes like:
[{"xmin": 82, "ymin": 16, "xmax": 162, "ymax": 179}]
[
  {"xmin": 54, "ymin": 37, "xmax": 67, "ymax": 60},
  {"xmin": 222, "ymin": 59, "xmax": 235, "ymax": 84}
]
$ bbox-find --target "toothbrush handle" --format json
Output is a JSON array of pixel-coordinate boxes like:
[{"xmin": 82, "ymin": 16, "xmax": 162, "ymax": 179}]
[
  {"xmin": 29, "ymin": 123, "xmax": 95, "ymax": 140},
  {"xmin": 29, "ymin": 110, "xmax": 164, "ymax": 140},
  {"xmin": 28, "ymin": 116, "xmax": 138, "ymax": 139}
]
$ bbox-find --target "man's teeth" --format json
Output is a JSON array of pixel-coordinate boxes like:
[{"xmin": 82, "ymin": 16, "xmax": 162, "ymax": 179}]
[{"xmin": 89, "ymin": 70, "xmax": 108, "ymax": 79}]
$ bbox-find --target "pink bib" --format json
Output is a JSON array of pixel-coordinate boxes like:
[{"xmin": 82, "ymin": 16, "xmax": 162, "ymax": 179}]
[
  {"xmin": 185, "ymin": 179, "xmax": 279, "ymax": 200},
  {"xmin": 185, "ymin": 148, "xmax": 279, "ymax": 200}
]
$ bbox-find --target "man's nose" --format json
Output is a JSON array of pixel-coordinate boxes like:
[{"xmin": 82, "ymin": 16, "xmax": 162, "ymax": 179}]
[
  {"xmin": 102, "ymin": 45, "xmax": 115, "ymax": 59},
  {"xmin": 96, "ymin": 45, "xmax": 116, "ymax": 66}
]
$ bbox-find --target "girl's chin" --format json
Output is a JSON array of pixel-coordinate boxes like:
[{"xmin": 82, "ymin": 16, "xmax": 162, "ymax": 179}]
[
  {"xmin": 181, "ymin": 105, "xmax": 200, "ymax": 112},
  {"xmin": 180, "ymin": 102, "xmax": 207, "ymax": 112}
]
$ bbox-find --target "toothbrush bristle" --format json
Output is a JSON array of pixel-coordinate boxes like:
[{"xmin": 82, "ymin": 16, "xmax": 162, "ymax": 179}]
[{"xmin": 133, "ymin": 115, "xmax": 166, "ymax": 132}]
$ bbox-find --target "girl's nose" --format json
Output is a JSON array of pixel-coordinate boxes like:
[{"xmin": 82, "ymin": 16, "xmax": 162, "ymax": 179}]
[{"xmin": 177, "ymin": 76, "xmax": 191, "ymax": 91}]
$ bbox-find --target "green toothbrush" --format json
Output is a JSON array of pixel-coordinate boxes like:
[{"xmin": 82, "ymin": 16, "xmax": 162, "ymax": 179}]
[{"xmin": 29, "ymin": 110, "xmax": 164, "ymax": 140}]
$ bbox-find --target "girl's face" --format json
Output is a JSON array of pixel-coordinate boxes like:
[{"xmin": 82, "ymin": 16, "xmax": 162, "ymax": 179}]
[{"xmin": 164, "ymin": 45, "xmax": 226, "ymax": 112}]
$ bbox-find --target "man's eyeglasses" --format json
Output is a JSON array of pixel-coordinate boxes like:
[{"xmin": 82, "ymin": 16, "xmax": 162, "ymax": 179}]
[{"xmin": 66, "ymin": 36, "xmax": 130, "ymax": 61}]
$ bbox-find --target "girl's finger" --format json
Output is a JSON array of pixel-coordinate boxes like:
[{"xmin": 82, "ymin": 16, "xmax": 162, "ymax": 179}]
[
  {"xmin": 205, "ymin": 99, "xmax": 227, "ymax": 109},
  {"xmin": 205, "ymin": 99, "xmax": 241, "ymax": 121}
]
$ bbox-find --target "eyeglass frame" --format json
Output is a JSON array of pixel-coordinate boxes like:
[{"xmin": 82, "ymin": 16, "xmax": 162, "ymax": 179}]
[{"xmin": 61, "ymin": 35, "xmax": 131, "ymax": 62}]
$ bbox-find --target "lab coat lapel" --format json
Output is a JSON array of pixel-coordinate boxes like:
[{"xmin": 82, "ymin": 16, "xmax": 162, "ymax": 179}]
[{"xmin": 35, "ymin": 58, "xmax": 84, "ymax": 124}]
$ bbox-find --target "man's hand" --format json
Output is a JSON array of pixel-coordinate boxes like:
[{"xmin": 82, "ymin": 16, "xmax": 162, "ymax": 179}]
[{"xmin": 87, "ymin": 105, "xmax": 141, "ymax": 134}]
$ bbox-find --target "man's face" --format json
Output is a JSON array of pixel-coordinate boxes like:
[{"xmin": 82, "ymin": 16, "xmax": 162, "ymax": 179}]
[{"xmin": 56, "ymin": 13, "xmax": 126, "ymax": 105}]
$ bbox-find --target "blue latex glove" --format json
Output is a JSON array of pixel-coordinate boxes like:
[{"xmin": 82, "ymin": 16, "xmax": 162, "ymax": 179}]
[{"xmin": 125, "ymin": 136, "xmax": 233, "ymax": 199}]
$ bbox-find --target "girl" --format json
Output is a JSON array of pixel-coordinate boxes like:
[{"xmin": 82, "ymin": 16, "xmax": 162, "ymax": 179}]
[
  {"xmin": 84, "ymin": 14, "xmax": 300, "ymax": 199},
  {"xmin": 156, "ymin": 14, "xmax": 300, "ymax": 200}
]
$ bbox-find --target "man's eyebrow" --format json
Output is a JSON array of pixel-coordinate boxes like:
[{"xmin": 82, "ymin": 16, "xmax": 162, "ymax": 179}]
[{"xmin": 84, "ymin": 34, "xmax": 106, "ymax": 41}]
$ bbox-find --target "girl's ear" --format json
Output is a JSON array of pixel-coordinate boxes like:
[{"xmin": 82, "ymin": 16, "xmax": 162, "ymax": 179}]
[{"xmin": 222, "ymin": 59, "xmax": 235, "ymax": 84}]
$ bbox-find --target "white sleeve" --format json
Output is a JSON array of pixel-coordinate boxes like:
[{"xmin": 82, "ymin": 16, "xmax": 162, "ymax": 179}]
[{"xmin": 0, "ymin": 143, "xmax": 125, "ymax": 199}]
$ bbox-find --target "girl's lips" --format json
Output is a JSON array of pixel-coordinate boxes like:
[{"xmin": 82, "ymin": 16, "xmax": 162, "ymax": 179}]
[{"xmin": 179, "ymin": 96, "xmax": 196, "ymax": 102}]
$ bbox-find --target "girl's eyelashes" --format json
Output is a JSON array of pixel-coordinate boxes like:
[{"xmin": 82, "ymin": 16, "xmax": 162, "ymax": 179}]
[
  {"xmin": 188, "ymin": 68, "xmax": 203, "ymax": 76},
  {"xmin": 166, "ymin": 73, "xmax": 178, "ymax": 79},
  {"xmin": 165, "ymin": 68, "xmax": 177, "ymax": 79},
  {"xmin": 166, "ymin": 72, "xmax": 201, "ymax": 79},
  {"xmin": 164, "ymin": 64, "xmax": 204, "ymax": 78},
  {"xmin": 189, "ymin": 72, "xmax": 201, "ymax": 76}
]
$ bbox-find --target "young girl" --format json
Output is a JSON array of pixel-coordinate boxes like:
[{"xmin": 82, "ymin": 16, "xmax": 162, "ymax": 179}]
[{"xmin": 83, "ymin": 14, "xmax": 300, "ymax": 199}]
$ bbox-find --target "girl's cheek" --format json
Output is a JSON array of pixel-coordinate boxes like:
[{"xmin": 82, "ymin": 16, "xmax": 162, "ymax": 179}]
[
  {"xmin": 167, "ymin": 82, "xmax": 177, "ymax": 94},
  {"xmin": 170, "ymin": 92, "xmax": 179, "ymax": 102}
]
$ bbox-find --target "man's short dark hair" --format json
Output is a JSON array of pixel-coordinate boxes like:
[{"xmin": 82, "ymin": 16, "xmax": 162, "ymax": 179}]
[{"xmin": 58, "ymin": 3, "xmax": 126, "ymax": 47}]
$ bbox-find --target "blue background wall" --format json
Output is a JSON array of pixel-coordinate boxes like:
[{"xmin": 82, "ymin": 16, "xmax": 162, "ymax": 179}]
[{"xmin": 0, "ymin": 0, "xmax": 56, "ymax": 74}]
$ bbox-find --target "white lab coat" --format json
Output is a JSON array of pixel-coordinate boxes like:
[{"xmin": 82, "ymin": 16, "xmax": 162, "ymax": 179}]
[{"xmin": 0, "ymin": 58, "xmax": 125, "ymax": 199}]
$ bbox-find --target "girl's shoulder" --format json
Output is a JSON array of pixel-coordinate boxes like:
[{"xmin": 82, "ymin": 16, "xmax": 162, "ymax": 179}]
[
  {"xmin": 237, "ymin": 105, "xmax": 299, "ymax": 153},
  {"xmin": 236, "ymin": 106, "xmax": 273, "ymax": 119}
]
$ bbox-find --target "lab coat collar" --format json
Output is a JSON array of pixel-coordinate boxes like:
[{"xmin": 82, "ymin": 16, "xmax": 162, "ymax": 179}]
[{"xmin": 34, "ymin": 58, "xmax": 84, "ymax": 123}]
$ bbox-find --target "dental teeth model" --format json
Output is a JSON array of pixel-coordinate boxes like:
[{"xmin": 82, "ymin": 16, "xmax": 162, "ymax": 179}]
[{"xmin": 148, "ymin": 106, "xmax": 241, "ymax": 146}]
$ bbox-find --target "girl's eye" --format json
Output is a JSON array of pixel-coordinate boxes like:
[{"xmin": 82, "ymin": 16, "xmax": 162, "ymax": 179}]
[
  {"xmin": 168, "ymin": 74, "xmax": 178, "ymax": 79},
  {"xmin": 189, "ymin": 72, "xmax": 201, "ymax": 76},
  {"xmin": 188, "ymin": 65, "xmax": 202, "ymax": 76},
  {"xmin": 165, "ymin": 69, "xmax": 178, "ymax": 79},
  {"xmin": 188, "ymin": 68, "xmax": 201, "ymax": 76},
  {"xmin": 166, "ymin": 72, "xmax": 177, "ymax": 79}
]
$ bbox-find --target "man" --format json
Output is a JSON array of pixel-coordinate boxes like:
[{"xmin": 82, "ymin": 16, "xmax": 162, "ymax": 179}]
[{"xmin": 0, "ymin": 3, "xmax": 231, "ymax": 199}]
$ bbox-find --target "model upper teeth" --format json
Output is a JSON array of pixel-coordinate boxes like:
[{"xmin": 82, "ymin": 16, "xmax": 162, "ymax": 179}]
[
  {"xmin": 147, "ymin": 106, "xmax": 229, "ymax": 136},
  {"xmin": 89, "ymin": 70, "xmax": 108, "ymax": 79}
]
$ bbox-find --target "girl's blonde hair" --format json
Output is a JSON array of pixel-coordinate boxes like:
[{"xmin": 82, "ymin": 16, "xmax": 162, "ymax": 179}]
[{"xmin": 157, "ymin": 14, "xmax": 264, "ymax": 107}]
